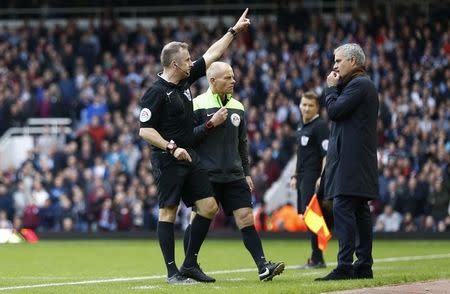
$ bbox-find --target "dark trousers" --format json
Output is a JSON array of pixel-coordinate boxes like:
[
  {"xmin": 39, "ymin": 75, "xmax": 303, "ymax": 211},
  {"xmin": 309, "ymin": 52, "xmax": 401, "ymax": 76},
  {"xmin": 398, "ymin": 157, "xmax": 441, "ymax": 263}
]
[{"xmin": 333, "ymin": 195, "xmax": 373, "ymax": 271}]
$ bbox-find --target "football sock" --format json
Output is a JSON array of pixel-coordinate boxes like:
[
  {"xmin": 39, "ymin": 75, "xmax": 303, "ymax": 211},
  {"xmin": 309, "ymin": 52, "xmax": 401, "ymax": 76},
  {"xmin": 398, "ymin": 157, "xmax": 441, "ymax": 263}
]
[
  {"xmin": 183, "ymin": 224, "xmax": 191, "ymax": 255},
  {"xmin": 183, "ymin": 214, "xmax": 211, "ymax": 268},
  {"xmin": 310, "ymin": 231, "xmax": 324, "ymax": 262},
  {"xmin": 241, "ymin": 225, "xmax": 267, "ymax": 270},
  {"xmin": 157, "ymin": 221, "xmax": 178, "ymax": 277}
]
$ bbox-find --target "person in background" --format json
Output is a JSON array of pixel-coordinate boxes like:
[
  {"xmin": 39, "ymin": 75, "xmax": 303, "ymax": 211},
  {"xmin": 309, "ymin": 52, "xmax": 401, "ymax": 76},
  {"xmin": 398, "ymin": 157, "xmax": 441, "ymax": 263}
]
[{"xmin": 290, "ymin": 91, "xmax": 329, "ymax": 269}]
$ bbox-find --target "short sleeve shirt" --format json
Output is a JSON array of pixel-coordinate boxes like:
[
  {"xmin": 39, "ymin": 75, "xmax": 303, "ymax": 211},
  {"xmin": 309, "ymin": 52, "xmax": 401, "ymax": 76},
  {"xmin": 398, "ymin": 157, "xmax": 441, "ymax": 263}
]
[
  {"xmin": 296, "ymin": 116, "xmax": 329, "ymax": 175},
  {"xmin": 139, "ymin": 58, "xmax": 206, "ymax": 150}
]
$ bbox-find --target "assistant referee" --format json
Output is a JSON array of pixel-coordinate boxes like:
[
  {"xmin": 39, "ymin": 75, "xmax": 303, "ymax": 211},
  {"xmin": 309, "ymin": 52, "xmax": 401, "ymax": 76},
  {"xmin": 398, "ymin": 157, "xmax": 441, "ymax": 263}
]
[{"xmin": 290, "ymin": 91, "xmax": 329, "ymax": 269}]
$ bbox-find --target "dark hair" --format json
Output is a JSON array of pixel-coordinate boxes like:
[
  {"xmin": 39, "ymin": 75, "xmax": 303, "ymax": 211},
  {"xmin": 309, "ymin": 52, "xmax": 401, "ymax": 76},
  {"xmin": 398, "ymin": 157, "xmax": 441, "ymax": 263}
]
[
  {"xmin": 160, "ymin": 42, "xmax": 189, "ymax": 67},
  {"xmin": 301, "ymin": 91, "xmax": 319, "ymax": 105}
]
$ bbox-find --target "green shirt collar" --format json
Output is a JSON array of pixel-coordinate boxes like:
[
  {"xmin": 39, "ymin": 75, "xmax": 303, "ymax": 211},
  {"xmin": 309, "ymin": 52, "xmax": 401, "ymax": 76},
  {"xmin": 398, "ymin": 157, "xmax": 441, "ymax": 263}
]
[{"xmin": 207, "ymin": 88, "xmax": 233, "ymax": 107}]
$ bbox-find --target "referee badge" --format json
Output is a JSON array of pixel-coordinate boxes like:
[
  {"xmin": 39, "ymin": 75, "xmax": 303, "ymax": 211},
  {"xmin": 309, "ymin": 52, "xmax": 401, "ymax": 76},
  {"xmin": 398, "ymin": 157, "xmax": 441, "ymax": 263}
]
[
  {"xmin": 230, "ymin": 113, "xmax": 241, "ymax": 127},
  {"xmin": 301, "ymin": 135, "xmax": 309, "ymax": 146},
  {"xmin": 139, "ymin": 108, "xmax": 152, "ymax": 122}
]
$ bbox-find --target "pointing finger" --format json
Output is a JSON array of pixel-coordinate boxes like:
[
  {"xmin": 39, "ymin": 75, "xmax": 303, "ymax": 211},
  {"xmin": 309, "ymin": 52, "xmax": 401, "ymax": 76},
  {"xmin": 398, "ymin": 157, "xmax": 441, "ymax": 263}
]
[{"xmin": 240, "ymin": 8, "xmax": 249, "ymax": 20}]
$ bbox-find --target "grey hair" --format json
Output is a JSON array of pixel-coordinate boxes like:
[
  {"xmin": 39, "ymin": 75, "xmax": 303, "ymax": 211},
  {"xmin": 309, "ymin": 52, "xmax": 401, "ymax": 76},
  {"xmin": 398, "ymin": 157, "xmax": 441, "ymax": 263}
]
[{"xmin": 334, "ymin": 43, "xmax": 365, "ymax": 67}]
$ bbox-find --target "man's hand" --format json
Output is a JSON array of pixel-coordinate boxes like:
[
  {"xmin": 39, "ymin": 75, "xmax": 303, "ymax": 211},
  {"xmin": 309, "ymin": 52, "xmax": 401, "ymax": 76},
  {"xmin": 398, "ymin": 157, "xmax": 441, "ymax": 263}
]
[
  {"xmin": 246, "ymin": 176, "xmax": 254, "ymax": 192},
  {"xmin": 232, "ymin": 8, "xmax": 251, "ymax": 33},
  {"xmin": 315, "ymin": 177, "xmax": 321, "ymax": 192},
  {"xmin": 327, "ymin": 71, "xmax": 340, "ymax": 87},
  {"xmin": 290, "ymin": 176, "xmax": 297, "ymax": 190},
  {"xmin": 210, "ymin": 107, "xmax": 228, "ymax": 127},
  {"xmin": 173, "ymin": 148, "xmax": 192, "ymax": 162}
]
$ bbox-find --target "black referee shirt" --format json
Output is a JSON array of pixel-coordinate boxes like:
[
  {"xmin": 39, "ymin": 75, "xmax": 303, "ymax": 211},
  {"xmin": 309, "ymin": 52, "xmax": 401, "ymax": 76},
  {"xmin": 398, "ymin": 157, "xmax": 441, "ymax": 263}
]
[
  {"xmin": 139, "ymin": 58, "xmax": 206, "ymax": 150},
  {"xmin": 295, "ymin": 115, "xmax": 329, "ymax": 175}
]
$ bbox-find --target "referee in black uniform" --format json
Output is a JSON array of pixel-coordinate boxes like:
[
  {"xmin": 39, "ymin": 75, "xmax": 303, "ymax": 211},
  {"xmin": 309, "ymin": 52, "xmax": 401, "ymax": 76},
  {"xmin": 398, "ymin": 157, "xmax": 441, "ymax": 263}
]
[
  {"xmin": 138, "ymin": 9, "xmax": 250, "ymax": 284},
  {"xmin": 290, "ymin": 91, "xmax": 329, "ymax": 269},
  {"xmin": 183, "ymin": 62, "xmax": 285, "ymax": 281}
]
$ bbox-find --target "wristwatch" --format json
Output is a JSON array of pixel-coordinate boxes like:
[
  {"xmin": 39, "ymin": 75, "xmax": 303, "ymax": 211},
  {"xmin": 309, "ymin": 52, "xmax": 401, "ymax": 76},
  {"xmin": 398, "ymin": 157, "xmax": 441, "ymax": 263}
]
[
  {"xmin": 166, "ymin": 140, "xmax": 178, "ymax": 155},
  {"xmin": 227, "ymin": 27, "xmax": 237, "ymax": 37}
]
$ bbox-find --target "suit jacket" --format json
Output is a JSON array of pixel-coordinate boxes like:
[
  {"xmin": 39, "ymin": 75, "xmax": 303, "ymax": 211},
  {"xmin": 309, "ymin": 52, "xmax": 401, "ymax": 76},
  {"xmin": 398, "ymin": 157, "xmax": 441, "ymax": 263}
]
[{"xmin": 324, "ymin": 74, "xmax": 379, "ymax": 200}]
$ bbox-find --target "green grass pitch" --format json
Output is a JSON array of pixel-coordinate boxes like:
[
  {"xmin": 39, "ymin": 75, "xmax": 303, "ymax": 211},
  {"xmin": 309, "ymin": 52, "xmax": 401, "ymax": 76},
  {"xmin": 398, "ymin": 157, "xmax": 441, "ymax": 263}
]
[{"xmin": 1, "ymin": 239, "xmax": 450, "ymax": 293}]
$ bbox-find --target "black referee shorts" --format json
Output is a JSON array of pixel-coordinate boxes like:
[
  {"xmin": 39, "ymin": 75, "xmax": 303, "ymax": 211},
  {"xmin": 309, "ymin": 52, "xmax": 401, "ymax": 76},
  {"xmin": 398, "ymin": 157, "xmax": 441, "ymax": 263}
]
[
  {"xmin": 212, "ymin": 178, "xmax": 252, "ymax": 216},
  {"xmin": 152, "ymin": 151, "xmax": 213, "ymax": 208}
]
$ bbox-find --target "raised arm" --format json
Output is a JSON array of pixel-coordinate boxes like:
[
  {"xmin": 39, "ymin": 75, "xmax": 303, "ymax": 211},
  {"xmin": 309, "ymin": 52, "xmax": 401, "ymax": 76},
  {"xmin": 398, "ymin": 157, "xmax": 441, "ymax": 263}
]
[{"xmin": 202, "ymin": 8, "xmax": 250, "ymax": 68}]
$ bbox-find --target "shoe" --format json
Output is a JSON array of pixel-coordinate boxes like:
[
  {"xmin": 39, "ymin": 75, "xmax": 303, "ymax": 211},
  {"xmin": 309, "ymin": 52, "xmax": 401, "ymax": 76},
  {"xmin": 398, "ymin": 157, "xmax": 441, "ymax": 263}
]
[
  {"xmin": 180, "ymin": 263, "xmax": 216, "ymax": 283},
  {"xmin": 259, "ymin": 261, "xmax": 285, "ymax": 281},
  {"xmin": 298, "ymin": 258, "xmax": 326, "ymax": 269},
  {"xmin": 167, "ymin": 273, "xmax": 197, "ymax": 284},
  {"xmin": 314, "ymin": 268, "xmax": 354, "ymax": 281},
  {"xmin": 354, "ymin": 268, "xmax": 373, "ymax": 279}
]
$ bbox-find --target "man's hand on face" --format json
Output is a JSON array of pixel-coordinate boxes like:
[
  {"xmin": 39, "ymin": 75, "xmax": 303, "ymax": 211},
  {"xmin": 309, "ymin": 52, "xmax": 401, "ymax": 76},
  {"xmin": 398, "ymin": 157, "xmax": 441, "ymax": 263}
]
[{"xmin": 327, "ymin": 71, "xmax": 340, "ymax": 87}]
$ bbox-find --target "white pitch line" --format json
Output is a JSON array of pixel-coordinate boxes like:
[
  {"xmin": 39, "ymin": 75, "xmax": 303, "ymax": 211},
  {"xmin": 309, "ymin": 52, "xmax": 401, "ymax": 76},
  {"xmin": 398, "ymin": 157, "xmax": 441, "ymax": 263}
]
[
  {"xmin": 285, "ymin": 253, "xmax": 450, "ymax": 270},
  {"xmin": 1, "ymin": 253, "xmax": 450, "ymax": 291}
]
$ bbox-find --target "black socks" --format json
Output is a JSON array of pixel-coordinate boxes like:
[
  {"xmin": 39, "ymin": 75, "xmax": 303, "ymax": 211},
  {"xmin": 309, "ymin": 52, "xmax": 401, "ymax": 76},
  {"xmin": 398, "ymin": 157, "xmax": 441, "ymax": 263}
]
[
  {"xmin": 183, "ymin": 214, "xmax": 211, "ymax": 268},
  {"xmin": 157, "ymin": 221, "xmax": 178, "ymax": 277},
  {"xmin": 241, "ymin": 225, "xmax": 267, "ymax": 270}
]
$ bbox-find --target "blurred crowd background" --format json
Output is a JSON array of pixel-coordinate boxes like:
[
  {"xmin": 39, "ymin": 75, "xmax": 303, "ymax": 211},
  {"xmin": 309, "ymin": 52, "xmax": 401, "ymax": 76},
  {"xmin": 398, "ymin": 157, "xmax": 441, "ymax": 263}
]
[{"xmin": 0, "ymin": 1, "xmax": 449, "ymax": 234}]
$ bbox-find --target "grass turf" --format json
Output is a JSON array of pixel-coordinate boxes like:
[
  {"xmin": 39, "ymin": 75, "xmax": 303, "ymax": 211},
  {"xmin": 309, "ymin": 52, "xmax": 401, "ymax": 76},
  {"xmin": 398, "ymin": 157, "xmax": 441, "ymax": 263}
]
[{"xmin": 0, "ymin": 239, "xmax": 450, "ymax": 293}]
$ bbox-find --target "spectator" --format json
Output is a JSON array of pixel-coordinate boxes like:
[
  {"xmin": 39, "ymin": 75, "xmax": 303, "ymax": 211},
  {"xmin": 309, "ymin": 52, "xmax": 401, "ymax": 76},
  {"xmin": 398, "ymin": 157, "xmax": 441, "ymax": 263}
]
[
  {"xmin": 375, "ymin": 205, "xmax": 402, "ymax": 232},
  {"xmin": 0, "ymin": 7, "xmax": 448, "ymax": 234}
]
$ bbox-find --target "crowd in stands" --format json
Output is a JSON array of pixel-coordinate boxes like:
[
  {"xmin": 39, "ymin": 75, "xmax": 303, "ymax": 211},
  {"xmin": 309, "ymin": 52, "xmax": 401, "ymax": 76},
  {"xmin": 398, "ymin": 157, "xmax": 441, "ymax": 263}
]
[{"xmin": 0, "ymin": 6, "xmax": 449, "ymax": 233}]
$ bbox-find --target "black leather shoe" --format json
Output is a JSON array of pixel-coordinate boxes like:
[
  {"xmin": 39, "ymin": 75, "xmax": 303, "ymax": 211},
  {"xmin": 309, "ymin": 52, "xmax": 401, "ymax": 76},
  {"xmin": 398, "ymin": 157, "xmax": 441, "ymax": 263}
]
[
  {"xmin": 315, "ymin": 268, "xmax": 354, "ymax": 281},
  {"xmin": 180, "ymin": 263, "xmax": 216, "ymax": 283},
  {"xmin": 354, "ymin": 268, "xmax": 373, "ymax": 279},
  {"xmin": 298, "ymin": 258, "xmax": 326, "ymax": 269}
]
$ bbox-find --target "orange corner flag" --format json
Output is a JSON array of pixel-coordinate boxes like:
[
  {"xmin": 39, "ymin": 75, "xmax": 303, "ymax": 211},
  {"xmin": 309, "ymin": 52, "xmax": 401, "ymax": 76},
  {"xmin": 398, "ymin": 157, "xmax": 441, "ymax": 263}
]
[{"xmin": 304, "ymin": 194, "xmax": 331, "ymax": 251}]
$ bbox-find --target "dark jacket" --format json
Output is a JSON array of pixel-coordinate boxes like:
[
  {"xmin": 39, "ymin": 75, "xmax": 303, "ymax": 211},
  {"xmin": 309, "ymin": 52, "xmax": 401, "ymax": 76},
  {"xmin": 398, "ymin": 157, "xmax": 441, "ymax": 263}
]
[
  {"xmin": 324, "ymin": 74, "xmax": 379, "ymax": 200},
  {"xmin": 193, "ymin": 88, "xmax": 249, "ymax": 183}
]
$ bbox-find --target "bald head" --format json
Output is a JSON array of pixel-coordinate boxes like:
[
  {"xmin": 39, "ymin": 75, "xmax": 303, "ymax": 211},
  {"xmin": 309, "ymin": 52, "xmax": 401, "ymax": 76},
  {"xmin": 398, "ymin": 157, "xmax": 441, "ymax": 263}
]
[
  {"xmin": 206, "ymin": 62, "xmax": 235, "ymax": 96},
  {"xmin": 206, "ymin": 62, "xmax": 232, "ymax": 80}
]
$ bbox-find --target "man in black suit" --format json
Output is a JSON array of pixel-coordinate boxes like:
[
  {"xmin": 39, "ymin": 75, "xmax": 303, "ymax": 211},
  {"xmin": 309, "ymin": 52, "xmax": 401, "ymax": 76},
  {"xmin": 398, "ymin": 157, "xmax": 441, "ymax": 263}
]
[{"xmin": 315, "ymin": 43, "xmax": 379, "ymax": 281}]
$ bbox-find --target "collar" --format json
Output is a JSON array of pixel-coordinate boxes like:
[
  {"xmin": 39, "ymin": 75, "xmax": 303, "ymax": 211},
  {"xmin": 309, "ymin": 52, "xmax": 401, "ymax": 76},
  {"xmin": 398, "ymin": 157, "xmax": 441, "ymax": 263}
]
[
  {"xmin": 157, "ymin": 72, "xmax": 181, "ymax": 88},
  {"xmin": 303, "ymin": 114, "xmax": 319, "ymax": 125},
  {"xmin": 340, "ymin": 66, "xmax": 367, "ymax": 86},
  {"xmin": 207, "ymin": 88, "xmax": 233, "ymax": 107}
]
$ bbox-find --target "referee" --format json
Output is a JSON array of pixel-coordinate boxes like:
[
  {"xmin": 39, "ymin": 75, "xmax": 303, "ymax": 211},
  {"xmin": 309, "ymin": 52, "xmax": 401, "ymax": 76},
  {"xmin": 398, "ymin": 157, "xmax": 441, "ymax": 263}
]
[
  {"xmin": 290, "ymin": 91, "xmax": 329, "ymax": 269},
  {"xmin": 184, "ymin": 62, "xmax": 285, "ymax": 281},
  {"xmin": 138, "ymin": 9, "xmax": 250, "ymax": 284}
]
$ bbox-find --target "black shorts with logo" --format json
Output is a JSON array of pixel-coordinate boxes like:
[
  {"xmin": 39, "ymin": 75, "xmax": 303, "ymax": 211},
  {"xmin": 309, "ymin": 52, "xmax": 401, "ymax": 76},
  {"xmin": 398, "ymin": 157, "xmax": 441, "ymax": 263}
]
[
  {"xmin": 152, "ymin": 149, "xmax": 213, "ymax": 208},
  {"xmin": 212, "ymin": 178, "xmax": 252, "ymax": 216}
]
